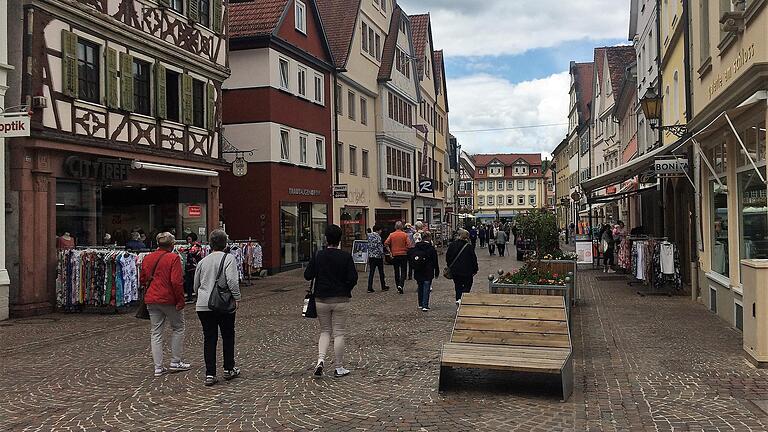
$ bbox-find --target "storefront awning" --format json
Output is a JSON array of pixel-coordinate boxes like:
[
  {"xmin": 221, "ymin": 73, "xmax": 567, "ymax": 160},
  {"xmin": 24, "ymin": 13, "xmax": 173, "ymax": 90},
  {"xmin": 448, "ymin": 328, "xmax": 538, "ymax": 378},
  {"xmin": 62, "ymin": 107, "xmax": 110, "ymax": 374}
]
[
  {"xmin": 132, "ymin": 161, "xmax": 219, "ymax": 177},
  {"xmin": 581, "ymin": 136, "xmax": 691, "ymax": 194}
]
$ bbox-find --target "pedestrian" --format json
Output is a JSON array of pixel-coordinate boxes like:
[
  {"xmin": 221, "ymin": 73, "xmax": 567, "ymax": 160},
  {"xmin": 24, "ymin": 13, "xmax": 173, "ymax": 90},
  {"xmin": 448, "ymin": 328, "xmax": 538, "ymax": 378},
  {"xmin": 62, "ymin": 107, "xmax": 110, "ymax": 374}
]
[
  {"xmin": 469, "ymin": 226, "xmax": 478, "ymax": 248},
  {"xmin": 384, "ymin": 221, "xmax": 410, "ymax": 294},
  {"xmin": 194, "ymin": 229, "xmax": 242, "ymax": 386},
  {"xmin": 305, "ymin": 224, "xmax": 358, "ymax": 379},
  {"xmin": 367, "ymin": 225, "xmax": 389, "ymax": 292},
  {"xmin": 487, "ymin": 224, "xmax": 496, "ymax": 256},
  {"xmin": 599, "ymin": 224, "xmax": 616, "ymax": 273},
  {"xmin": 141, "ymin": 232, "xmax": 190, "ymax": 378},
  {"xmin": 408, "ymin": 231, "xmax": 439, "ymax": 311},
  {"xmin": 495, "ymin": 227, "xmax": 508, "ymax": 257},
  {"xmin": 184, "ymin": 232, "xmax": 202, "ymax": 303},
  {"xmin": 445, "ymin": 229, "xmax": 479, "ymax": 307},
  {"xmin": 478, "ymin": 225, "xmax": 487, "ymax": 248},
  {"xmin": 511, "ymin": 224, "xmax": 519, "ymax": 244},
  {"xmin": 125, "ymin": 231, "xmax": 145, "ymax": 250}
]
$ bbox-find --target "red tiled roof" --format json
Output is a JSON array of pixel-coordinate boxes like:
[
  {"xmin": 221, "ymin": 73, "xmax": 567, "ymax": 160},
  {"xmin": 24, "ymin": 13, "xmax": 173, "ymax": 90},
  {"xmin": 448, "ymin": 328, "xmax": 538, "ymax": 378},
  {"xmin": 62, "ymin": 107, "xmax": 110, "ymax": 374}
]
[
  {"xmin": 316, "ymin": 0, "xmax": 361, "ymax": 68},
  {"xmin": 378, "ymin": 5, "xmax": 402, "ymax": 80},
  {"xmin": 229, "ymin": 0, "xmax": 289, "ymax": 39},
  {"xmin": 605, "ymin": 46, "xmax": 636, "ymax": 97},
  {"xmin": 471, "ymin": 153, "xmax": 543, "ymax": 168},
  {"xmin": 410, "ymin": 13, "xmax": 430, "ymax": 77},
  {"xmin": 573, "ymin": 62, "xmax": 594, "ymax": 123}
]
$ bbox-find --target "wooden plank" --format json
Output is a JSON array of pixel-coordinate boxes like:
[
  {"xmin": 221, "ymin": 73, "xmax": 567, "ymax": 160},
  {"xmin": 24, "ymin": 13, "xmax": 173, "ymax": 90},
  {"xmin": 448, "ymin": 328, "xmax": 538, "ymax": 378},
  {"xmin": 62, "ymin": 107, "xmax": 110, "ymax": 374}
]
[
  {"xmin": 442, "ymin": 351, "xmax": 567, "ymax": 365},
  {"xmin": 451, "ymin": 329, "xmax": 571, "ymax": 348},
  {"xmin": 440, "ymin": 359, "xmax": 562, "ymax": 374},
  {"xmin": 443, "ymin": 343, "xmax": 571, "ymax": 359},
  {"xmin": 458, "ymin": 305, "xmax": 567, "ymax": 321},
  {"xmin": 455, "ymin": 317, "xmax": 569, "ymax": 334},
  {"xmin": 461, "ymin": 293, "xmax": 564, "ymax": 308}
]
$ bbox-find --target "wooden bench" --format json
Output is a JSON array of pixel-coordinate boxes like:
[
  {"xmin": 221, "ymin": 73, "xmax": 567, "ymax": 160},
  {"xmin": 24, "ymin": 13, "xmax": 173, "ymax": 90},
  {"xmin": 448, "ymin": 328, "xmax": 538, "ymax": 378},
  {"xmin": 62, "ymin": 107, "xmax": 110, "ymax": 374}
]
[{"xmin": 439, "ymin": 293, "xmax": 573, "ymax": 401}]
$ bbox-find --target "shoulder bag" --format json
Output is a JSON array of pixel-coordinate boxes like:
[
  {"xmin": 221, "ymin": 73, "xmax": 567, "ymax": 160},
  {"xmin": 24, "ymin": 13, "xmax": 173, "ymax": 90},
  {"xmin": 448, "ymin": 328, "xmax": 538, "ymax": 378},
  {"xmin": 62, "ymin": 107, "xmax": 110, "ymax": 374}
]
[
  {"xmin": 443, "ymin": 243, "xmax": 469, "ymax": 280},
  {"xmin": 208, "ymin": 254, "xmax": 237, "ymax": 314},
  {"xmin": 302, "ymin": 253, "xmax": 318, "ymax": 318},
  {"xmin": 135, "ymin": 251, "xmax": 169, "ymax": 320}
]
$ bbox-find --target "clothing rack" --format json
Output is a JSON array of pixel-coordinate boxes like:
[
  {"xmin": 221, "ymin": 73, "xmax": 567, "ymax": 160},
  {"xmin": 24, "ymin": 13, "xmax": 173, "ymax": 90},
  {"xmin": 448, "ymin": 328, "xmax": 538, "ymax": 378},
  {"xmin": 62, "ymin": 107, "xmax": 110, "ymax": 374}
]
[{"xmin": 624, "ymin": 236, "xmax": 683, "ymax": 297}]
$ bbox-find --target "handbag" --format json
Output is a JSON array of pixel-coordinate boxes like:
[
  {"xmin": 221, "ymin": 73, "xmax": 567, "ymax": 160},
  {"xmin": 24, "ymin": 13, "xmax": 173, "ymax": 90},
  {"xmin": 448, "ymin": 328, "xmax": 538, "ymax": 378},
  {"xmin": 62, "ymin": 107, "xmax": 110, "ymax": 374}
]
[
  {"xmin": 208, "ymin": 254, "xmax": 237, "ymax": 314},
  {"xmin": 135, "ymin": 251, "xmax": 169, "ymax": 320},
  {"xmin": 443, "ymin": 243, "xmax": 469, "ymax": 280},
  {"xmin": 302, "ymin": 279, "xmax": 317, "ymax": 319}
]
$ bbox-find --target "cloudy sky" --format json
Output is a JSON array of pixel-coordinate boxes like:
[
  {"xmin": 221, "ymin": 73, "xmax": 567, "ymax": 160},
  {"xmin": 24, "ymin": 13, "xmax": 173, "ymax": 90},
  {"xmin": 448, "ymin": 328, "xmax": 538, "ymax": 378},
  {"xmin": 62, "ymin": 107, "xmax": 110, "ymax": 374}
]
[{"xmin": 397, "ymin": 0, "xmax": 631, "ymax": 157}]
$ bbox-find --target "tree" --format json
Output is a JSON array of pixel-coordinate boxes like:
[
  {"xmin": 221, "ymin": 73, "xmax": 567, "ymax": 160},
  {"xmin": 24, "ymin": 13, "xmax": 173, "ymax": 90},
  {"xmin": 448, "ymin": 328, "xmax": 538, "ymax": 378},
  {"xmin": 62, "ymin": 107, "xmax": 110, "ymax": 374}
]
[{"xmin": 517, "ymin": 208, "xmax": 559, "ymax": 266}]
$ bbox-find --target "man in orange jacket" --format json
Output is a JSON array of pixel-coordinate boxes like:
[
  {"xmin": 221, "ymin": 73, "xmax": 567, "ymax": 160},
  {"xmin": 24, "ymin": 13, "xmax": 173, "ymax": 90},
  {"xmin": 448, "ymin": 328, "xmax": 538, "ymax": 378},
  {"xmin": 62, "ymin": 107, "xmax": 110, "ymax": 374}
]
[
  {"xmin": 384, "ymin": 221, "xmax": 411, "ymax": 294},
  {"xmin": 142, "ymin": 232, "xmax": 190, "ymax": 377}
]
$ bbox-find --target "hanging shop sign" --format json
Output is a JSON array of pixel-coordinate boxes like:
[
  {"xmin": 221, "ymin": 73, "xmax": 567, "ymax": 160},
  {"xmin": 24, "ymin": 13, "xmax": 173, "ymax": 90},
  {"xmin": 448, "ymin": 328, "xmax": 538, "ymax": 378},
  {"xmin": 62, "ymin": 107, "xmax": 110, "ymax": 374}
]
[
  {"xmin": 418, "ymin": 179, "xmax": 434, "ymax": 194},
  {"xmin": 0, "ymin": 113, "xmax": 30, "ymax": 138},
  {"xmin": 232, "ymin": 157, "xmax": 248, "ymax": 177},
  {"xmin": 288, "ymin": 188, "xmax": 321, "ymax": 196},
  {"xmin": 64, "ymin": 156, "xmax": 131, "ymax": 181},
  {"xmin": 654, "ymin": 158, "xmax": 690, "ymax": 175},
  {"xmin": 333, "ymin": 184, "xmax": 349, "ymax": 199}
]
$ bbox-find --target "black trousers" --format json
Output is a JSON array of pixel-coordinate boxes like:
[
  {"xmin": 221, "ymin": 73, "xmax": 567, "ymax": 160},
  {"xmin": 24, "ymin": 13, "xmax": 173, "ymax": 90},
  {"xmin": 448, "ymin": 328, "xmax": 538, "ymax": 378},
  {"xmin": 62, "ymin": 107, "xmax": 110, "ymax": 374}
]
[
  {"xmin": 497, "ymin": 243, "xmax": 506, "ymax": 257},
  {"xmin": 453, "ymin": 276, "xmax": 474, "ymax": 301},
  {"xmin": 368, "ymin": 257, "xmax": 386, "ymax": 290},
  {"xmin": 197, "ymin": 311, "xmax": 236, "ymax": 377},
  {"xmin": 183, "ymin": 271, "xmax": 195, "ymax": 298},
  {"xmin": 604, "ymin": 246, "xmax": 615, "ymax": 267},
  {"xmin": 488, "ymin": 243, "xmax": 495, "ymax": 255},
  {"xmin": 392, "ymin": 255, "xmax": 408, "ymax": 289}
]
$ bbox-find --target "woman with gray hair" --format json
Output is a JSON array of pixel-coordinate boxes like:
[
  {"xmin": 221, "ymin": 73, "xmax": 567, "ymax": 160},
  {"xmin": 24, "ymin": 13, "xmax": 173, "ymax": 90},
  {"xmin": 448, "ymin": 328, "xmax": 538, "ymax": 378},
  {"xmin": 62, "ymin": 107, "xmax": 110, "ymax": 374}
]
[
  {"xmin": 445, "ymin": 229, "xmax": 478, "ymax": 306},
  {"xmin": 194, "ymin": 229, "xmax": 242, "ymax": 386}
]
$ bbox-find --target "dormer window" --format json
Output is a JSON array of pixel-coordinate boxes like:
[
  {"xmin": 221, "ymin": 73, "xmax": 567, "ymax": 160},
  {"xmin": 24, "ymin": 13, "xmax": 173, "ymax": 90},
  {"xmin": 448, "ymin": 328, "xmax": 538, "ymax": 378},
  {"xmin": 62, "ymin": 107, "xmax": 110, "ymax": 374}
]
[{"xmin": 295, "ymin": 0, "xmax": 307, "ymax": 34}]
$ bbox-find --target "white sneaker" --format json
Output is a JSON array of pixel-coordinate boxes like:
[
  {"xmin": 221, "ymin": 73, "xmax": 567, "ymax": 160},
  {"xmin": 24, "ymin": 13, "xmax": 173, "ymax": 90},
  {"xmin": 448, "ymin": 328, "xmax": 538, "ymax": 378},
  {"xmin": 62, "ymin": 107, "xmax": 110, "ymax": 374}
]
[
  {"xmin": 154, "ymin": 367, "xmax": 167, "ymax": 377},
  {"xmin": 169, "ymin": 362, "xmax": 191, "ymax": 372},
  {"xmin": 334, "ymin": 367, "xmax": 350, "ymax": 378}
]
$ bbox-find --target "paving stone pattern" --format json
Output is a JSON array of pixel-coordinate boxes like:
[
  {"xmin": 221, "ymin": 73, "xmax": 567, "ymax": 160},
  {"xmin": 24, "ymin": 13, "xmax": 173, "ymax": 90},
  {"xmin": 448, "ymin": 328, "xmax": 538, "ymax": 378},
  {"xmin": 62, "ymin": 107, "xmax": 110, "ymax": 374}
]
[{"xmin": 1, "ymin": 246, "xmax": 768, "ymax": 431}]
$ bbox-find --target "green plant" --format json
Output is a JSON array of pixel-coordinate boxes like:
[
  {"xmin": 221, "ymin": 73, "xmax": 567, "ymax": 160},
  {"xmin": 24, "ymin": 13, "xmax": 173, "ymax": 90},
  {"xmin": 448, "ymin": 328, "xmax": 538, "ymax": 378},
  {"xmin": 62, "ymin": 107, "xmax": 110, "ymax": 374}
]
[
  {"xmin": 516, "ymin": 208, "xmax": 559, "ymax": 267},
  {"xmin": 496, "ymin": 264, "xmax": 566, "ymax": 286}
]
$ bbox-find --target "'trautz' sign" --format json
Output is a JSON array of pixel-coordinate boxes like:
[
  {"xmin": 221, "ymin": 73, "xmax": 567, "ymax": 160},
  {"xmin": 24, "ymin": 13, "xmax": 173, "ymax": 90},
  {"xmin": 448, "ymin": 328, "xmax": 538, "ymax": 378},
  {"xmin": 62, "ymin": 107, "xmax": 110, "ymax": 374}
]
[{"xmin": 0, "ymin": 114, "xmax": 31, "ymax": 138}]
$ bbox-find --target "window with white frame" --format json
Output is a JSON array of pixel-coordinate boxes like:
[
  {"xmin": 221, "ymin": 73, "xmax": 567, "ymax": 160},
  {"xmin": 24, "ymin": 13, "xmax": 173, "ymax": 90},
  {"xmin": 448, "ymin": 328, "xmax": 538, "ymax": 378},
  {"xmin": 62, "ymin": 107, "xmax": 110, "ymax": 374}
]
[
  {"xmin": 488, "ymin": 181, "xmax": 494, "ymax": 191},
  {"xmin": 507, "ymin": 195, "xmax": 514, "ymax": 205},
  {"xmin": 280, "ymin": 129, "xmax": 290, "ymax": 160},
  {"xmin": 279, "ymin": 58, "xmax": 290, "ymax": 90},
  {"xmin": 529, "ymin": 195, "xmax": 536, "ymax": 206},
  {"xmin": 517, "ymin": 195, "xmax": 524, "ymax": 205},
  {"xmin": 347, "ymin": 91, "xmax": 356, "ymax": 120},
  {"xmin": 517, "ymin": 180, "xmax": 524, "ymax": 190},
  {"xmin": 298, "ymin": 135, "xmax": 308, "ymax": 164},
  {"xmin": 507, "ymin": 180, "xmax": 514, "ymax": 190},
  {"xmin": 295, "ymin": 0, "xmax": 307, "ymax": 34},
  {"xmin": 488, "ymin": 196, "xmax": 494, "ymax": 205},
  {"xmin": 314, "ymin": 74, "xmax": 323, "ymax": 104},
  {"xmin": 477, "ymin": 180, "xmax": 485, "ymax": 191},
  {"xmin": 349, "ymin": 146, "xmax": 357, "ymax": 175},
  {"xmin": 497, "ymin": 195, "xmax": 504, "ymax": 205},
  {"xmin": 478, "ymin": 196, "xmax": 485, "ymax": 206},
  {"xmin": 529, "ymin": 180, "xmax": 536, "ymax": 190},
  {"xmin": 497, "ymin": 180, "xmax": 504, "ymax": 190},
  {"xmin": 315, "ymin": 138, "xmax": 325, "ymax": 167},
  {"xmin": 297, "ymin": 66, "xmax": 307, "ymax": 97}
]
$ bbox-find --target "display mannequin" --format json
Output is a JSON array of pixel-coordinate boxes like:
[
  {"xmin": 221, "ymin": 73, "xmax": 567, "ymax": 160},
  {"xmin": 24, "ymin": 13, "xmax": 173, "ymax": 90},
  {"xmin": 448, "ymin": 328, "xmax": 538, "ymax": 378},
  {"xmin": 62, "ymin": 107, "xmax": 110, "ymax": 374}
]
[{"xmin": 57, "ymin": 232, "xmax": 75, "ymax": 250}]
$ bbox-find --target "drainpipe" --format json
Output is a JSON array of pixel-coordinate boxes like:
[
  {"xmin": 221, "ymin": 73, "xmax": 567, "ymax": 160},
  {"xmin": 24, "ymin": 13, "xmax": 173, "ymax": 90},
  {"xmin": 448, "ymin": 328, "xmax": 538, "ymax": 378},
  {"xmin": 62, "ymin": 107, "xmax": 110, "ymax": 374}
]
[
  {"xmin": 656, "ymin": 0, "xmax": 665, "ymax": 238},
  {"xmin": 682, "ymin": 0, "xmax": 699, "ymax": 296},
  {"xmin": 333, "ymin": 72, "xmax": 340, "ymax": 186}
]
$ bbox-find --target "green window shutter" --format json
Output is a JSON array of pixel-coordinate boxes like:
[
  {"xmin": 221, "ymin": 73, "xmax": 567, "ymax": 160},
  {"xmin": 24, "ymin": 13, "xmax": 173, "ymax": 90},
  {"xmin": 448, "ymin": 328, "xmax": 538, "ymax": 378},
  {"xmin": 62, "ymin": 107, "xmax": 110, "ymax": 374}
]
[
  {"xmin": 61, "ymin": 29, "xmax": 78, "ymax": 98},
  {"xmin": 206, "ymin": 82, "xmax": 215, "ymax": 131},
  {"xmin": 187, "ymin": 0, "xmax": 199, "ymax": 22},
  {"xmin": 105, "ymin": 48, "xmax": 118, "ymax": 108},
  {"xmin": 119, "ymin": 53, "xmax": 135, "ymax": 111},
  {"xmin": 156, "ymin": 63, "xmax": 167, "ymax": 119},
  {"xmin": 212, "ymin": 0, "xmax": 222, "ymax": 33},
  {"xmin": 181, "ymin": 73, "xmax": 193, "ymax": 125}
]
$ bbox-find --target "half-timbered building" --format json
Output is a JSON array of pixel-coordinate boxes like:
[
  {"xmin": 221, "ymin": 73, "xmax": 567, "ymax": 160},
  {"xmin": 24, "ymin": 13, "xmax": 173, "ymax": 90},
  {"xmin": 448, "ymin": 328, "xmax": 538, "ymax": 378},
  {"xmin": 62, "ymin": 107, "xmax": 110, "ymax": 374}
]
[{"xmin": 6, "ymin": 0, "xmax": 229, "ymax": 316}]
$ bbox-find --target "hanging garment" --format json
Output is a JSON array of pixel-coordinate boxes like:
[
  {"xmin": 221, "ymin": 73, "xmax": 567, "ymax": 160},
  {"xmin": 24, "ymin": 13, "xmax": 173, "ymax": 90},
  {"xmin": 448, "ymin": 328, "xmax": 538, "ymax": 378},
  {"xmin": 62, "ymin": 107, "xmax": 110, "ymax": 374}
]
[
  {"xmin": 653, "ymin": 241, "xmax": 682, "ymax": 291},
  {"xmin": 636, "ymin": 241, "xmax": 647, "ymax": 280},
  {"xmin": 659, "ymin": 242, "xmax": 675, "ymax": 275}
]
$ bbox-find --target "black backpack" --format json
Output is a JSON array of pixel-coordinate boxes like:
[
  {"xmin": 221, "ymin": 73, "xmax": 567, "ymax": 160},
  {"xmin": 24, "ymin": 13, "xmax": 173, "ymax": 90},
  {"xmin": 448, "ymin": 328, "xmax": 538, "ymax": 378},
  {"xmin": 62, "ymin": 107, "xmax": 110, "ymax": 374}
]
[{"xmin": 410, "ymin": 247, "xmax": 430, "ymax": 271}]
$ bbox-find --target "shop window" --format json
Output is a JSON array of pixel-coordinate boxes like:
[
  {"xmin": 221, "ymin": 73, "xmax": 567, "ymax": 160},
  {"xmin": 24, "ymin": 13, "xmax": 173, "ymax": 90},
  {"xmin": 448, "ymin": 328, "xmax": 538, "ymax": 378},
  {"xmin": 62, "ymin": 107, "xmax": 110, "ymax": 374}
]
[
  {"xmin": 192, "ymin": 79, "xmax": 205, "ymax": 128},
  {"xmin": 738, "ymin": 165, "xmax": 767, "ymax": 260},
  {"xmin": 77, "ymin": 39, "xmax": 100, "ymax": 103},
  {"xmin": 312, "ymin": 204, "xmax": 328, "ymax": 255},
  {"xmin": 132, "ymin": 59, "xmax": 151, "ymax": 116},
  {"xmin": 710, "ymin": 178, "xmax": 729, "ymax": 277},
  {"xmin": 281, "ymin": 203, "xmax": 299, "ymax": 265}
]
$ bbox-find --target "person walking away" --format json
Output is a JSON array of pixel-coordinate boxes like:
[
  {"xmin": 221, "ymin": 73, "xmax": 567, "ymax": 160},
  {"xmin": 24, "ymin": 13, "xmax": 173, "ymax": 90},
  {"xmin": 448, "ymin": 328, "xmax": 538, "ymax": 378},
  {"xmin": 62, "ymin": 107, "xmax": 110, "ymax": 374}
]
[
  {"xmin": 194, "ymin": 229, "xmax": 242, "ymax": 386},
  {"xmin": 511, "ymin": 224, "xmax": 519, "ymax": 244},
  {"xmin": 469, "ymin": 226, "xmax": 478, "ymax": 248},
  {"xmin": 367, "ymin": 225, "xmax": 389, "ymax": 292},
  {"xmin": 478, "ymin": 225, "xmax": 487, "ymax": 248},
  {"xmin": 599, "ymin": 224, "xmax": 616, "ymax": 273},
  {"xmin": 488, "ymin": 225, "xmax": 496, "ymax": 256},
  {"xmin": 142, "ymin": 232, "xmax": 190, "ymax": 378},
  {"xmin": 384, "ymin": 221, "xmax": 410, "ymax": 294},
  {"xmin": 408, "ymin": 221, "xmax": 425, "ymax": 281},
  {"xmin": 495, "ymin": 228, "xmax": 508, "ymax": 257},
  {"xmin": 408, "ymin": 232, "xmax": 439, "ymax": 311},
  {"xmin": 126, "ymin": 231, "xmax": 145, "ymax": 250},
  {"xmin": 184, "ymin": 232, "xmax": 202, "ymax": 303},
  {"xmin": 446, "ymin": 229, "xmax": 479, "ymax": 307},
  {"xmin": 305, "ymin": 224, "xmax": 358, "ymax": 379}
]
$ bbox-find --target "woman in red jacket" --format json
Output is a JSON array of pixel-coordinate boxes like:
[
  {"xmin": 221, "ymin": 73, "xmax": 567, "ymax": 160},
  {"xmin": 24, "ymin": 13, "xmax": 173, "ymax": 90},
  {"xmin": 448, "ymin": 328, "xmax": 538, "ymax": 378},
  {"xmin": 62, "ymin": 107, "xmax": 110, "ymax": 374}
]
[{"xmin": 141, "ymin": 232, "xmax": 190, "ymax": 377}]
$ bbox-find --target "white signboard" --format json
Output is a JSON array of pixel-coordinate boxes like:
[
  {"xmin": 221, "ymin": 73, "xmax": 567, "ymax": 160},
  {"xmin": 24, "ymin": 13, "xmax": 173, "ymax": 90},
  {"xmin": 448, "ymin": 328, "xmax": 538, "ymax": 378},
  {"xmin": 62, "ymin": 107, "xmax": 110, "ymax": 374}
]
[
  {"xmin": 655, "ymin": 158, "xmax": 689, "ymax": 175},
  {"xmin": 333, "ymin": 184, "xmax": 349, "ymax": 199},
  {"xmin": 351, "ymin": 240, "xmax": 368, "ymax": 264},
  {"xmin": 575, "ymin": 241, "xmax": 593, "ymax": 265},
  {"xmin": 0, "ymin": 114, "xmax": 31, "ymax": 138}
]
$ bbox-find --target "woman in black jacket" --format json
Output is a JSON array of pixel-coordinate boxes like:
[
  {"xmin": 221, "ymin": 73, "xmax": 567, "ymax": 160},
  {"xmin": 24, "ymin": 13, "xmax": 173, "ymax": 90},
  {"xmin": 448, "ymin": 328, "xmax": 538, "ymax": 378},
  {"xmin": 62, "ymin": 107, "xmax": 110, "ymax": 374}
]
[
  {"xmin": 445, "ymin": 229, "xmax": 479, "ymax": 306},
  {"xmin": 304, "ymin": 224, "xmax": 358, "ymax": 379}
]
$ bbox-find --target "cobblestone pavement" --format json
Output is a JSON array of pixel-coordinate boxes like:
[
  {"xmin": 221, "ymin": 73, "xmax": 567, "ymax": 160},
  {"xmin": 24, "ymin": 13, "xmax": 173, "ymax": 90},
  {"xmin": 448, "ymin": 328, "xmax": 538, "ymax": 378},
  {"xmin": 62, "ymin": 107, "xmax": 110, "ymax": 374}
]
[{"xmin": 2, "ymin": 246, "xmax": 768, "ymax": 431}]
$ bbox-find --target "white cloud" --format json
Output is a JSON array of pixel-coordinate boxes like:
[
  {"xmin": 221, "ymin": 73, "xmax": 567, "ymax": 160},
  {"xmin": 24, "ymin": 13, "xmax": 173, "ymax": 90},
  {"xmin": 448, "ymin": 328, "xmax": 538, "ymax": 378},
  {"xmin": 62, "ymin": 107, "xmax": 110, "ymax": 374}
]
[
  {"xmin": 448, "ymin": 72, "xmax": 570, "ymax": 156},
  {"xmin": 398, "ymin": 0, "xmax": 629, "ymax": 57}
]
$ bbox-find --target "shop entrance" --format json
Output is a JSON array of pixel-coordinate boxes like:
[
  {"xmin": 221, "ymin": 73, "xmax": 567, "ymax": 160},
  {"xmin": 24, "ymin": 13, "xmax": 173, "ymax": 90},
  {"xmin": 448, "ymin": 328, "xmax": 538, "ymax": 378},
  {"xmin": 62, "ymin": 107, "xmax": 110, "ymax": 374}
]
[
  {"xmin": 375, "ymin": 209, "xmax": 406, "ymax": 238},
  {"xmin": 280, "ymin": 202, "xmax": 328, "ymax": 267}
]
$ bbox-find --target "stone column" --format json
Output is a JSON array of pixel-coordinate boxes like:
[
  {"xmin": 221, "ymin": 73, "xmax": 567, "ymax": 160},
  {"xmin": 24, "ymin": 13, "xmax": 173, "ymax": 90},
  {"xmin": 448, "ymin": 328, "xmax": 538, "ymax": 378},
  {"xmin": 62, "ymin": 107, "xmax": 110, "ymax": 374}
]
[{"xmin": 0, "ymin": 0, "xmax": 13, "ymax": 320}]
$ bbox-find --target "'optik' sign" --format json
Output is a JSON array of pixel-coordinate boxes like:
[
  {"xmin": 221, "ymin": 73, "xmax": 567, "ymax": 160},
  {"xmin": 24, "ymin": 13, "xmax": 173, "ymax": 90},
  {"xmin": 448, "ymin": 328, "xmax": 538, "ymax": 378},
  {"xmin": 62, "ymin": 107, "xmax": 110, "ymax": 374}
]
[{"xmin": 0, "ymin": 114, "xmax": 31, "ymax": 138}]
